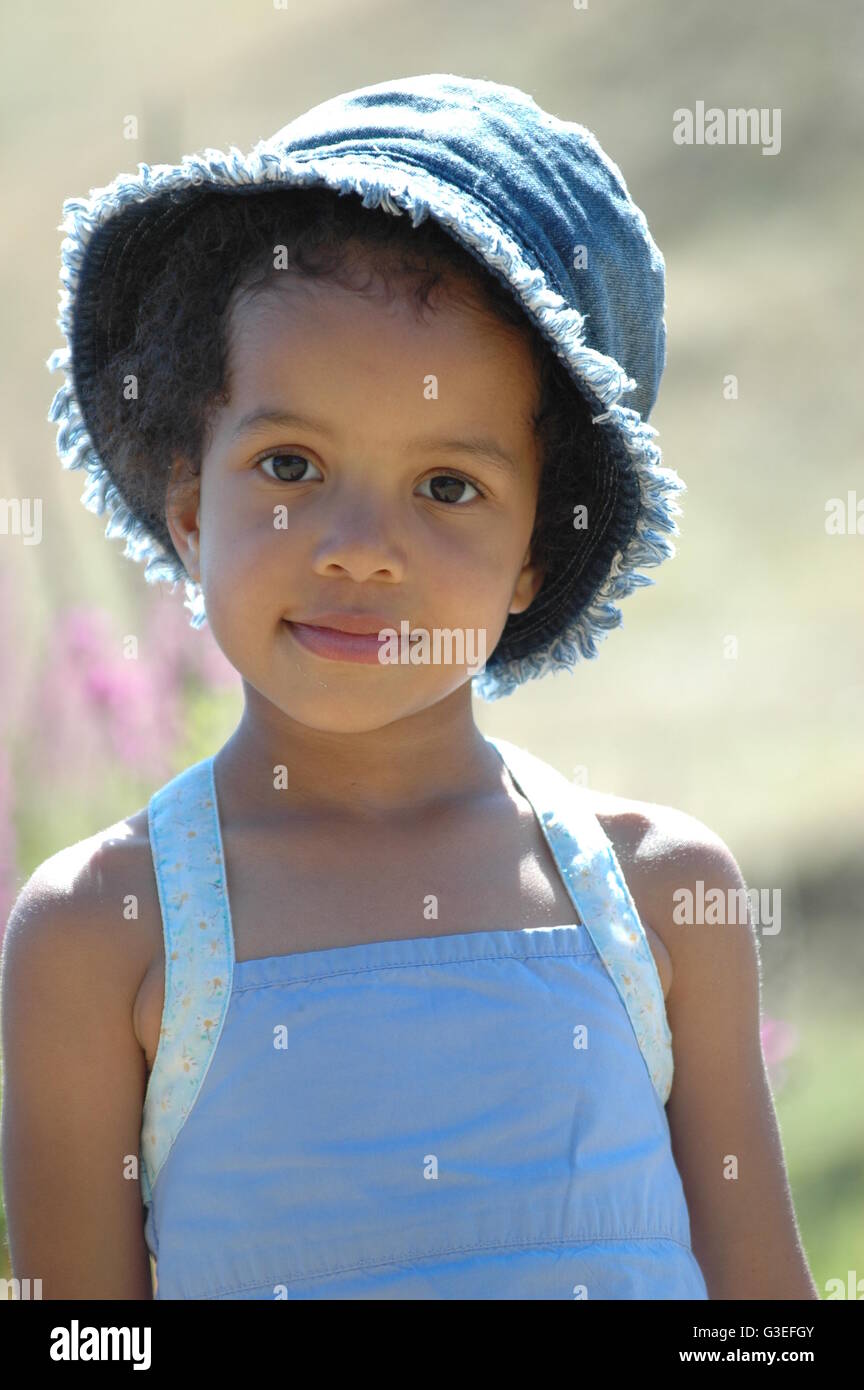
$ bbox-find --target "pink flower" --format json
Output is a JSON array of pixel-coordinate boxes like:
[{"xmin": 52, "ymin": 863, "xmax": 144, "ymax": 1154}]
[
  {"xmin": 760, "ymin": 1014, "xmax": 799, "ymax": 1092},
  {"xmin": 0, "ymin": 743, "xmax": 18, "ymax": 949},
  {"xmin": 144, "ymin": 590, "xmax": 238, "ymax": 690},
  {"xmin": 30, "ymin": 605, "xmax": 178, "ymax": 777},
  {"xmin": 26, "ymin": 595, "xmax": 239, "ymax": 784},
  {"xmin": 0, "ymin": 561, "xmax": 24, "ymax": 946}
]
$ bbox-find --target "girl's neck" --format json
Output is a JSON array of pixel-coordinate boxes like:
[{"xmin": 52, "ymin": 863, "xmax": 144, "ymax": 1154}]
[{"xmin": 214, "ymin": 687, "xmax": 506, "ymax": 823}]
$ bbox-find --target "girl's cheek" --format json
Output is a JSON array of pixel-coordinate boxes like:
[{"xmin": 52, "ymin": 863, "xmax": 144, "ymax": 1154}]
[{"xmin": 211, "ymin": 498, "xmax": 286, "ymax": 559}]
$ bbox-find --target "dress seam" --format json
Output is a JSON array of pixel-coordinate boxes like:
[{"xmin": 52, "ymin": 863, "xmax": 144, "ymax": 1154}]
[
  {"xmin": 191, "ymin": 1232, "xmax": 700, "ymax": 1299},
  {"xmin": 231, "ymin": 946, "xmax": 598, "ymax": 993}
]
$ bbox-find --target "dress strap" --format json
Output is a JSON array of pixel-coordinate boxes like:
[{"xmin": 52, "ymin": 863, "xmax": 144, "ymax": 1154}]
[
  {"xmin": 486, "ymin": 736, "xmax": 674, "ymax": 1105},
  {"xmin": 139, "ymin": 755, "xmax": 234, "ymax": 1206}
]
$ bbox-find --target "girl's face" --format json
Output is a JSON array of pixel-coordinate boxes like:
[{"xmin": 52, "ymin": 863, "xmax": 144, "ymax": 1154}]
[{"xmin": 166, "ymin": 271, "xmax": 546, "ymax": 734}]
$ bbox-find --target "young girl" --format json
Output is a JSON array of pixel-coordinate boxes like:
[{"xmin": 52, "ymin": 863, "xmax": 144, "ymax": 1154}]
[{"xmin": 2, "ymin": 74, "xmax": 816, "ymax": 1300}]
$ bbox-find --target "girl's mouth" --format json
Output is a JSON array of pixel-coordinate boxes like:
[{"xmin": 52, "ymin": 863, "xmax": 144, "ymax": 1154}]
[{"xmin": 283, "ymin": 620, "xmax": 390, "ymax": 665}]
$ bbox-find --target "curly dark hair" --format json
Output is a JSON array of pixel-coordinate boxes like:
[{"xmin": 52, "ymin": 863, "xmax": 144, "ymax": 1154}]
[{"xmin": 84, "ymin": 185, "xmax": 621, "ymax": 665}]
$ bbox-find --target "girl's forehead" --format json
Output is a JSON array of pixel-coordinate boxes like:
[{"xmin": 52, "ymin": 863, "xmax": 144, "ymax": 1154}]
[
  {"xmin": 224, "ymin": 275, "xmax": 541, "ymax": 406},
  {"xmin": 230, "ymin": 269, "xmax": 516, "ymax": 340}
]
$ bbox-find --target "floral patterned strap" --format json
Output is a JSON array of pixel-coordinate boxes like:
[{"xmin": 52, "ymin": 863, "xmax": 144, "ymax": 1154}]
[
  {"xmin": 486, "ymin": 737, "xmax": 674, "ymax": 1105},
  {"xmin": 139, "ymin": 757, "xmax": 234, "ymax": 1205}
]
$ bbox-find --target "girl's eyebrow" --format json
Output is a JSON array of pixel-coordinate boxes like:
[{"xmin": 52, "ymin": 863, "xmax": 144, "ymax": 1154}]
[
  {"xmin": 230, "ymin": 407, "xmax": 521, "ymax": 478},
  {"xmin": 408, "ymin": 434, "xmax": 521, "ymax": 477},
  {"xmin": 230, "ymin": 408, "xmax": 330, "ymax": 441}
]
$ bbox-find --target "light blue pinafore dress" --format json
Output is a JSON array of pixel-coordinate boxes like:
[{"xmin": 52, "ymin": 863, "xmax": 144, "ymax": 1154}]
[{"xmin": 139, "ymin": 737, "xmax": 709, "ymax": 1300}]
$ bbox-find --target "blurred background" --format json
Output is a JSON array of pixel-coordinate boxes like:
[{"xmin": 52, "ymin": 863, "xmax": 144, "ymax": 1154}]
[{"xmin": 0, "ymin": 0, "xmax": 861, "ymax": 1296}]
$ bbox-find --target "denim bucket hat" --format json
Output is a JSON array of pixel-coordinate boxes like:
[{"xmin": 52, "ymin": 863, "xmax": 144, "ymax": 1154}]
[{"xmin": 47, "ymin": 72, "xmax": 683, "ymax": 702}]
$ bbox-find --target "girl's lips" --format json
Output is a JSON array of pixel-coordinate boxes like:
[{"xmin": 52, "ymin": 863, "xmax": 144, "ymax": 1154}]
[{"xmin": 284, "ymin": 620, "xmax": 389, "ymax": 664}]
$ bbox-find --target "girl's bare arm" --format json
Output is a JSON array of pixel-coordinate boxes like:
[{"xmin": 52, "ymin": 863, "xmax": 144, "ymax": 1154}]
[
  {"xmin": 1, "ymin": 846, "xmax": 154, "ymax": 1300},
  {"xmin": 629, "ymin": 812, "xmax": 819, "ymax": 1300}
]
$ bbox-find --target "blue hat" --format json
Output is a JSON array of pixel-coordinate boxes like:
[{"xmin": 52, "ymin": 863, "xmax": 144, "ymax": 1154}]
[{"xmin": 47, "ymin": 72, "xmax": 683, "ymax": 701}]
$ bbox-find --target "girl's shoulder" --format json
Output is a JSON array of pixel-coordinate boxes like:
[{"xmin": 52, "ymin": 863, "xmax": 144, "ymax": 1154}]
[
  {"xmin": 585, "ymin": 785, "xmax": 735, "ymax": 880},
  {"xmin": 585, "ymin": 788, "xmax": 747, "ymax": 992},
  {"xmin": 1, "ymin": 806, "xmax": 160, "ymax": 1011}
]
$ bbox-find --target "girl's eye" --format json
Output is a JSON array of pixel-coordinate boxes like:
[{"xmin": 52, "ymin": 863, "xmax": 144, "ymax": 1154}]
[
  {"xmin": 416, "ymin": 474, "xmax": 482, "ymax": 505},
  {"xmin": 254, "ymin": 455, "xmax": 482, "ymax": 504},
  {"xmin": 256, "ymin": 453, "xmax": 322, "ymax": 483}
]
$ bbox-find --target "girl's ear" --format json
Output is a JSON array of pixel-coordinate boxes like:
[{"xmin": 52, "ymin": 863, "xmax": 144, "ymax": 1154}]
[
  {"xmin": 508, "ymin": 545, "xmax": 546, "ymax": 616},
  {"xmin": 165, "ymin": 458, "xmax": 201, "ymax": 583}
]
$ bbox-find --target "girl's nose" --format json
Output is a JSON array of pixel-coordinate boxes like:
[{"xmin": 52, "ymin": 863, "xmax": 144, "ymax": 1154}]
[{"xmin": 309, "ymin": 496, "xmax": 407, "ymax": 584}]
